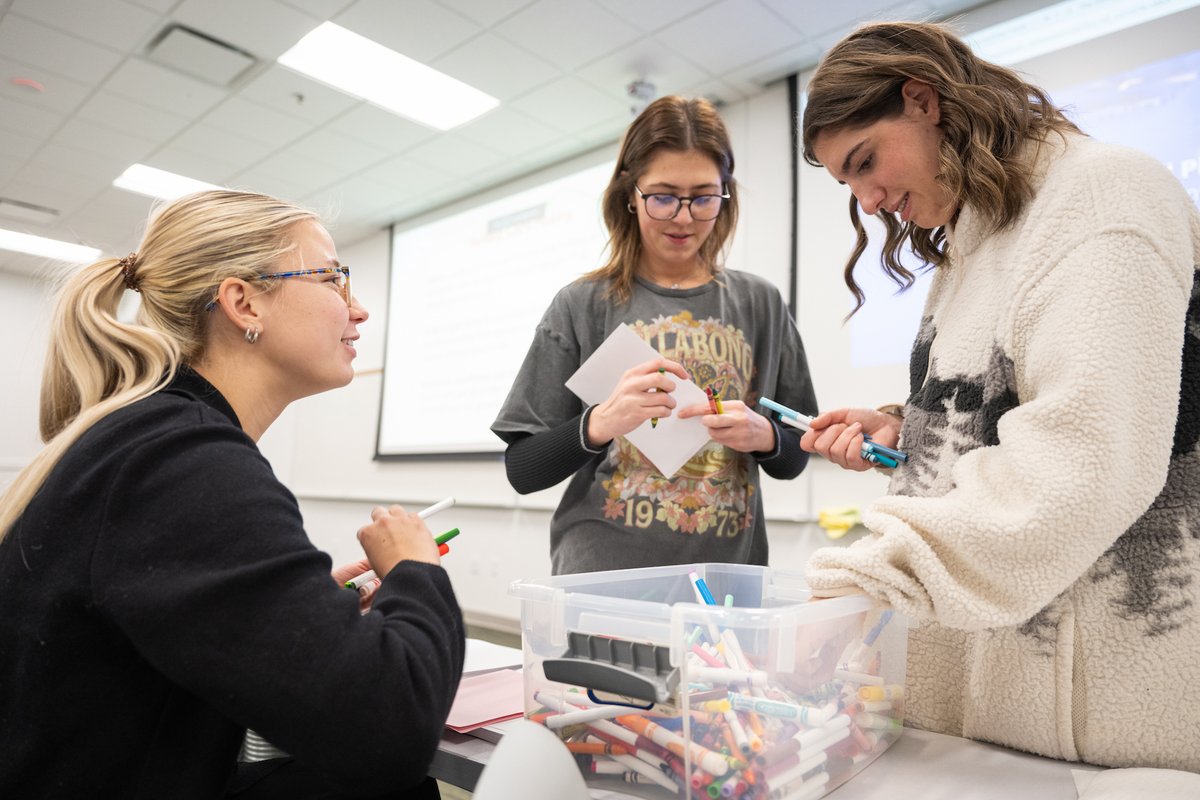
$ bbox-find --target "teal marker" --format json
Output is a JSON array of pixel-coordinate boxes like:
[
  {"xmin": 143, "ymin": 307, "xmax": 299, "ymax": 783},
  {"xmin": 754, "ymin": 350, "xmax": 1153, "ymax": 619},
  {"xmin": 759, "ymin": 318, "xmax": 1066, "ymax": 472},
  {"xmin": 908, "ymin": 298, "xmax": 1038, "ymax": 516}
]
[{"xmin": 651, "ymin": 367, "xmax": 665, "ymax": 428}]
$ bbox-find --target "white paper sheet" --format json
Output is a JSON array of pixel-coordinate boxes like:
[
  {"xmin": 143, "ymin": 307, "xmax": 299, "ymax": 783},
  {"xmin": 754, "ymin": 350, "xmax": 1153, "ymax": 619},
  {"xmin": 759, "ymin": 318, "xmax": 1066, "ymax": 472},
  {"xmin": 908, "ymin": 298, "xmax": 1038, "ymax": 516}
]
[{"xmin": 565, "ymin": 324, "xmax": 711, "ymax": 478}]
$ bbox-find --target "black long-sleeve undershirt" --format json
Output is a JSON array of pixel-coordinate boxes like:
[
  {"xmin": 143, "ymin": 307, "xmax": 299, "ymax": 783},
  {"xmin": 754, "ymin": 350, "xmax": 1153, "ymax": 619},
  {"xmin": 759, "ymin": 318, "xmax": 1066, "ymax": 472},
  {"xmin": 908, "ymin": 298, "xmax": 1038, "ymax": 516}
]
[{"xmin": 502, "ymin": 406, "xmax": 810, "ymax": 494}]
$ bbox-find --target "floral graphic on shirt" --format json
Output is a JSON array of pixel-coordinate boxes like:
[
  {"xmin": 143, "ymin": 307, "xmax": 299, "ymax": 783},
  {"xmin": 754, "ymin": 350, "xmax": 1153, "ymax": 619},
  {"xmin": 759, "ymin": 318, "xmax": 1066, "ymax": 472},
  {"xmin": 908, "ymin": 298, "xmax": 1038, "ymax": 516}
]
[{"xmin": 600, "ymin": 312, "xmax": 758, "ymax": 538}]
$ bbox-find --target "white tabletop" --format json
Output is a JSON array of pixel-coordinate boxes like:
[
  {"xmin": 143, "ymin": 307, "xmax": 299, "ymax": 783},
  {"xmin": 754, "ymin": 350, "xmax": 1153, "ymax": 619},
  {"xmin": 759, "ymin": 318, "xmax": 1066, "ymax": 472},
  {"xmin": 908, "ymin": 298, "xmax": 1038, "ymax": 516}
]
[{"xmin": 434, "ymin": 724, "xmax": 1103, "ymax": 799}]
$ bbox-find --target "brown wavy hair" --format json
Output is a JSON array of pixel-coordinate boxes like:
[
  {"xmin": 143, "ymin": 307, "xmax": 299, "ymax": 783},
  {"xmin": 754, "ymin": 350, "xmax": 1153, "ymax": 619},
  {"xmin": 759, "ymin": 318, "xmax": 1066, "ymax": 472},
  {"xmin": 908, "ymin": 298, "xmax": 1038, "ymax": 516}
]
[
  {"xmin": 584, "ymin": 95, "xmax": 739, "ymax": 304},
  {"xmin": 801, "ymin": 21, "xmax": 1081, "ymax": 314}
]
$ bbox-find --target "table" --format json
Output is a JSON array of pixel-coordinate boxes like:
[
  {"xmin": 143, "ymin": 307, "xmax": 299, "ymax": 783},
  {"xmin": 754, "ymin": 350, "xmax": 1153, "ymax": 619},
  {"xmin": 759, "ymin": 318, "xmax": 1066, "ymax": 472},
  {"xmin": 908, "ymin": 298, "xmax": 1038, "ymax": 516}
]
[{"xmin": 433, "ymin": 724, "xmax": 1103, "ymax": 799}]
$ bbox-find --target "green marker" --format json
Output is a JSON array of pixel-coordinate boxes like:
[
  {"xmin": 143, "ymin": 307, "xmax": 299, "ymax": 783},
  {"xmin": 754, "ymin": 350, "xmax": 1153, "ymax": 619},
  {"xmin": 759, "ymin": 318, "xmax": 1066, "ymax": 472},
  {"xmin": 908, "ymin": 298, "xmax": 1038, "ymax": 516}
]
[
  {"xmin": 435, "ymin": 527, "xmax": 460, "ymax": 546},
  {"xmin": 651, "ymin": 367, "xmax": 665, "ymax": 428}
]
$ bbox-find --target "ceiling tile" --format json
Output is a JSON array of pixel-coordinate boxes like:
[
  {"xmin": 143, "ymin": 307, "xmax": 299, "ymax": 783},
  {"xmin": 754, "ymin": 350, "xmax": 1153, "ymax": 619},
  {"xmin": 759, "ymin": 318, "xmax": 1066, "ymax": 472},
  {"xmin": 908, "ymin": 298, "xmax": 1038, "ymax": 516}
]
[
  {"xmin": 494, "ymin": 0, "xmax": 642, "ymax": 71},
  {"xmin": 12, "ymin": 0, "xmax": 161, "ymax": 53},
  {"xmin": 285, "ymin": 128, "xmax": 390, "ymax": 174},
  {"xmin": 52, "ymin": 117, "xmax": 159, "ymax": 165},
  {"xmin": 202, "ymin": 95, "xmax": 312, "ymax": 148},
  {"xmin": 0, "ymin": 129, "xmax": 49, "ymax": 162},
  {"xmin": 0, "ymin": 155, "xmax": 22, "ymax": 186},
  {"xmin": 172, "ymin": 0, "xmax": 321, "ymax": 61},
  {"xmin": 436, "ymin": 0, "xmax": 535, "ymax": 28},
  {"xmin": 0, "ymin": 96, "xmax": 67, "ymax": 140},
  {"xmin": 404, "ymin": 133, "xmax": 504, "ymax": 178},
  {"xmin": 508, "ymin": 75, "xmax": 630, "ymax": 134},
  {"xmin": 362, "ymin": 153, "xmax": 453, "ymax": 195},
  {"xmin": 432, "ymin": 31, "xmax": 560, "ymax": 101},
  {"xmin": 61, "ymin": 187, "xmax": 159, "ymax": 252},
  {"xmin": 0, "ymin": 14, "xmax": 124, "ymax": 85},
  {"xmin": 104, "ymin": 58, "xmax": 229, "ymax": 117},
  {"xmin": 21, "ymin": 142, "xmax": 132, "ymax": 185},
  {"xmin": 574, "ymin": 35, "xmax": 714, "ymax": 105},
  {"xmin": 654, "ymin": 0, "xmax": 806, "ymax": 75},
  {"xmin": 2, "ymin": 177, "xmax": 97, "ymax": 218},
  {"xmin": 238, "ymin": 64, "xmax": 359, "ymax": 126},
  {"xmin": 594, "ymin": 0, "xmax": 716, "ymax": 33},
  {"xmin": 163, "ymin": 124, "xmax": 279, "ymax": 173},
  {"xmin": 248, "ymin": 151, "xmax": 349, "ymax": 195},
  {"xmin": 224, "ymin": 167, "xmax": 312, "ymax": 204},
  {"xmin": 721, "ymin": 42, "xmax": 824, "ymax": 92},
  {"xmin": 76, "ymin": 91, "xmax": 193, "ymax": 142},
  {"xmin": 0, "ymin": 56, "xmax": 95, "ymax": 115},
  {"xmin": 144, "ymin": 148, "xmax": 246, "ymax": 185},
  {"xmin": 334, "ymin": 0, "xmax": 481, "ymax": 63},
  {"xmin": 280, "ymin": 0, "xmax": 356, "ymax": 19},
  {"xmin": 126, "ymin": 0, "xmax": 179, "ymax": 13},
  {"xmin": 306, "ymin": 173, "xmax": 404, "ymax": 223},
  {"xmin": 454, "ymin": 107, "xmax": 571, "ymax": 159},
  {"xmin": 325, "ymin": 103, "xmax": 438, "ymax": 152}
]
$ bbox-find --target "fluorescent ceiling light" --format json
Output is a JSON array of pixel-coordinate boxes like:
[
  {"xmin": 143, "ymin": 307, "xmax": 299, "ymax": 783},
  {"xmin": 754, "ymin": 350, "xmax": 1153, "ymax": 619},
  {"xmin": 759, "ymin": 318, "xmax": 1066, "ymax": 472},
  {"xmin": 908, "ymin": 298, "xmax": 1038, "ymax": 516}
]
[
  {"xmin": 0, "ymin": 228, "xmax": 101, "ymax": 263},
  {"xmin": 113, "ymin": 164, "xmax": 221, "ymax": 200},
  {"xmin": 967, "ymin": 0, "xmax": 1200, "ymax": 65},
  {"xmin": 278, "ymin": 22, "xmax": 499, "ymax": 130}
]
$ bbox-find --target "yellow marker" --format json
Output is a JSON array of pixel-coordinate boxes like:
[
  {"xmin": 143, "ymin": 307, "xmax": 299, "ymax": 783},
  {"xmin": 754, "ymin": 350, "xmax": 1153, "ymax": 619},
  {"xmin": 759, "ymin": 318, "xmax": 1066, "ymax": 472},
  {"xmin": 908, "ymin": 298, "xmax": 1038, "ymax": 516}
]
[{"xmin": 714, "ymin": 392, "xmax": 724, "ymax": 414}]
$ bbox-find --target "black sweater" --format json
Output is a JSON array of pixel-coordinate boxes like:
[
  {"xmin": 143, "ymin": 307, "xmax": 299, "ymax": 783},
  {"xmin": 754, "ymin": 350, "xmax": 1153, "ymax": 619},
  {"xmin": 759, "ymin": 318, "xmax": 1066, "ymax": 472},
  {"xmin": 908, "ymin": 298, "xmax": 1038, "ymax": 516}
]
[{"xmin": 0, "ymin": 370, "xmax": 465, "ymax": 799}]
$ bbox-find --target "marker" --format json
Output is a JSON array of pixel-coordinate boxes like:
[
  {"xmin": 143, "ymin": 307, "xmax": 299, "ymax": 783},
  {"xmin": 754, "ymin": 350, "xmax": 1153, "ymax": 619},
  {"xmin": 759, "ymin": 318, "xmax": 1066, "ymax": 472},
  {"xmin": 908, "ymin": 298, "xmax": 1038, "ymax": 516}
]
[
  {"xmin": 345, "ymin": 497, "xmax": 457, "ymax": 588},
  {"xmin": 705, "ymin": 386, "xmax": 718, "ymax": 414},
  {"xmin": 759, "ymin": 397, "xmax": 909, "ymax": 466},
  {"xmin": 713, "ymin": 390, "xmax": 724, "ymax": 415},
  {"xmin": 651, "ymin": 367, "xmax": 665, "ymax": 428}
]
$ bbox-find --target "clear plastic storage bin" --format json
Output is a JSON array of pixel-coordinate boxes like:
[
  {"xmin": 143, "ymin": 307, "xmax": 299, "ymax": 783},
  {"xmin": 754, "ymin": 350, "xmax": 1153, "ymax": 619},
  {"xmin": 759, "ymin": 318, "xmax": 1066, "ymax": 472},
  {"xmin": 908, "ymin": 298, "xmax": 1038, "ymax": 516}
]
[{"xmin": 509, "ymin": 563, "xmax": 906, "ymax": 799}]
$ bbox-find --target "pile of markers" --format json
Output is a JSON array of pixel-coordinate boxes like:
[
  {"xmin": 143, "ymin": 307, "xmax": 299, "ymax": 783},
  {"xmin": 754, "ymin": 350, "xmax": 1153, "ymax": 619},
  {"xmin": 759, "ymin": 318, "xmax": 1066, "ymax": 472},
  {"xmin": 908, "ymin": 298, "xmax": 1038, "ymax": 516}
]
[{"xmin": 527, "ymin": 588, "xmax": 902, "ymax": 800}]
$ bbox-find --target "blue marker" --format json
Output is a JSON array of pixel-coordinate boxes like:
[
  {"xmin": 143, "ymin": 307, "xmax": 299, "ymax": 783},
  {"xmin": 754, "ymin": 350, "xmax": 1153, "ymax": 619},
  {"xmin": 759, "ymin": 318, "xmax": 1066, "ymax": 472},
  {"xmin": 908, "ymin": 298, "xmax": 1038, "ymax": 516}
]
[{"xmin": 759, "ymin": 397, "xmax": 908, "ymax": 467}]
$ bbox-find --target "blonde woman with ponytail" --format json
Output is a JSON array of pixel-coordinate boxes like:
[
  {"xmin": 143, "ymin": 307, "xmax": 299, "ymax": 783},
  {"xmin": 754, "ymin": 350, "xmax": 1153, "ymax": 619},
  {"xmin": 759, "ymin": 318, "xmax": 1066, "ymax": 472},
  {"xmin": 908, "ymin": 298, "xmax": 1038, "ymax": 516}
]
[{"xmin": 0, "ymin": 190, "xmax": 464, "ymax": 800}]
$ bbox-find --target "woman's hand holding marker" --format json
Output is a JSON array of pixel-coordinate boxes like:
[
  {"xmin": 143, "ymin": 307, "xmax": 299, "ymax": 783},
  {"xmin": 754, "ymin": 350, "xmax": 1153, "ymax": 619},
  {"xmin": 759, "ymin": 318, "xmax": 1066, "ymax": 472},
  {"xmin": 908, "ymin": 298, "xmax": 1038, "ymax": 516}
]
[
  {"xmin": 347, "ymin": 496, "xmax": 458, "ymax": 603},
  {"xmin": 587, "ymin": 357, "xmax": 689, "ymax": 444},
  {"xmin": 678, "ymin": 391, "xmax": 777, "ymax": 455},
  {"xmin": 799, "ymin": 408, "xmax": 903, "ymax": 472}
]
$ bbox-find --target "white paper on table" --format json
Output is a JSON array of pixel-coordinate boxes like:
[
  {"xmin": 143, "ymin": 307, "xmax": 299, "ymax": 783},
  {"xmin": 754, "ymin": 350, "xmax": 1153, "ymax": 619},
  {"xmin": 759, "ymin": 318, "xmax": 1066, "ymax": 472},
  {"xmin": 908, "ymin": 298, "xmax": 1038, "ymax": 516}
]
[{"xmin": 565, "ymin": 323, "xmax": 711, "ymax": 478}]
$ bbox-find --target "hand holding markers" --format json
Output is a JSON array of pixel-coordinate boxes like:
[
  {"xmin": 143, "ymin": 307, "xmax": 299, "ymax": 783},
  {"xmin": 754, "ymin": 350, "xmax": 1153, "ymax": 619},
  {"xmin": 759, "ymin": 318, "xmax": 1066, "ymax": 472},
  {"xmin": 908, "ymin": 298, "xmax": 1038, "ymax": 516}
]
[
  {"xmin": 351, "ymin": 496, "xmax": 457, "ymax": 593},
  {"xmin": 761, "ymin": 398, "xmax": 907, "ymax": 471},
  {"xmin": 676, "ymin": 388, "xmax": 776, "ymax": 453},
  {"xmin": 588, "ymin": 358, "xmax": 689, "ymax": 443}
]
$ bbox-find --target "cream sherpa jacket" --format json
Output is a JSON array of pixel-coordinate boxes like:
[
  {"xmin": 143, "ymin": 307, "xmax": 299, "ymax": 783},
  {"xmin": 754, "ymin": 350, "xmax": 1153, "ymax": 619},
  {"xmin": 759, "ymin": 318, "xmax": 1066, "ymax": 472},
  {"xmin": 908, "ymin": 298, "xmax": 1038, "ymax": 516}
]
[{"xmin": 807, "ymin": 132, "xmax": 1200, "ymax": 772}]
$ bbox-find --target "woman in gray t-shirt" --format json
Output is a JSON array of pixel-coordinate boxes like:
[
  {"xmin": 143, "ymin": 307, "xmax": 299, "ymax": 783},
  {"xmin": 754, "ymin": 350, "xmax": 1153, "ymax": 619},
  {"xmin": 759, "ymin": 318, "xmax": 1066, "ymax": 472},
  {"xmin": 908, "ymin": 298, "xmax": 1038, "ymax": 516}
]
[{"xmin": 492, "ymin": 95, "xmax": 817, "ymax": 575}]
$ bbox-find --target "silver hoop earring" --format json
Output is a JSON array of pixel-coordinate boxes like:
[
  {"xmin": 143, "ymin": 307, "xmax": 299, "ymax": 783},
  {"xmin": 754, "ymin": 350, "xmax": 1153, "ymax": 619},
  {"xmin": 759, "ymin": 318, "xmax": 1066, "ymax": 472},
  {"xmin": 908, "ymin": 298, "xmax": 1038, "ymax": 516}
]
[
  {"xmin": 245, "ymin": 327, "xmax": 260, "ymax": 344},
  {"xmin": 626, "ymin": 202, "xmax": 635, "ymax": 214}
]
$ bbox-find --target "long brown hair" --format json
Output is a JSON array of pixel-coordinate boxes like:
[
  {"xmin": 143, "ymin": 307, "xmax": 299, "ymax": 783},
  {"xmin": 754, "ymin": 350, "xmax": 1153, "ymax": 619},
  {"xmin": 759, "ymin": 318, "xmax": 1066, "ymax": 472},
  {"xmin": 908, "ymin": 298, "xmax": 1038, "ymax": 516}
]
[
  {"xmin": 584, "ymin": 95, "xmax": 740, "ymax": 304},
  {"xmin": 801, "ymin": 21, "xmax": 1081, "ymax": 314},
  {"xmin": 1, "ymin": 190, "xmax": 315, "ymax": 542}
]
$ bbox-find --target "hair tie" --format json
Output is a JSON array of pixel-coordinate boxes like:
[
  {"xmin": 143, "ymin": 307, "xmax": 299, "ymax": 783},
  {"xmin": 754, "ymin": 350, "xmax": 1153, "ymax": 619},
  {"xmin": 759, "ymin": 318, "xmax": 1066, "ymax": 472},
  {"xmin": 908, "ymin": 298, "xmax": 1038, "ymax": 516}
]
[{"xmin": 117, "ymin": 253, "xmax": 141, "ymax": 293}]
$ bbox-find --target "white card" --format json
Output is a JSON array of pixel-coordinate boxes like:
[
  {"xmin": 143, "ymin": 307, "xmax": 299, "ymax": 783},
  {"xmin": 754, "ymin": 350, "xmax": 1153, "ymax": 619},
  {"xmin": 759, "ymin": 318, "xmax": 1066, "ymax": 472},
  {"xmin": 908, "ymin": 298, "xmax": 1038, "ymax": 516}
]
[{"xmin": 565, "ymin": 324, "xmax": 712, "ymax": 478}]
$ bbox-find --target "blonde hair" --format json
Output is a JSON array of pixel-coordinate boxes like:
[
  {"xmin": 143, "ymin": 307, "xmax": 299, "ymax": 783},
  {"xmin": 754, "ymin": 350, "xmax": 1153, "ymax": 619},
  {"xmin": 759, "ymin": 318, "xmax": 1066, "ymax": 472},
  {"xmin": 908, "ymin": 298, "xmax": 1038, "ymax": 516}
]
[
  {"xmin": 0, "ymin": 190, "xmax": 316, "ymax": 542},
  {"xmin": 584, "ymin": 95, "xmax": 740, "ymax": 304},
  {"xmin": 801, "ymin": 21, "xmax": 1081, "ymax": 314}
]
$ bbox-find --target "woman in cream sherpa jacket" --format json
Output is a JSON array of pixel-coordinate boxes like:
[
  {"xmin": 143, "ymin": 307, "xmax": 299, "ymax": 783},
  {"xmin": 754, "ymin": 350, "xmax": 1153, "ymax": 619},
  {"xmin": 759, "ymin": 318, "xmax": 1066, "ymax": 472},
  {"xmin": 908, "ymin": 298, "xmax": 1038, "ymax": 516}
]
[{"xmin": 797, "ymin": 22, "xmax": 1200, "ymax": 772}]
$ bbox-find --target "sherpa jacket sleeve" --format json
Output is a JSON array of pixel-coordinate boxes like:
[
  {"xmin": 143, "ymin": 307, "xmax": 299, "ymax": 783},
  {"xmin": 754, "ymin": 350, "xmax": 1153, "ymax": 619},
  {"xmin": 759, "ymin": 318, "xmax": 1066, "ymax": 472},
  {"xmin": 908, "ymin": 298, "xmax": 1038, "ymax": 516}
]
[
  {"xmin": 89, "ymin": 406, "xmax": 465, "ymax": 794},
  {"xmin": 806, "ymin": 145, "xmax": 1199, "ymax": 630}
]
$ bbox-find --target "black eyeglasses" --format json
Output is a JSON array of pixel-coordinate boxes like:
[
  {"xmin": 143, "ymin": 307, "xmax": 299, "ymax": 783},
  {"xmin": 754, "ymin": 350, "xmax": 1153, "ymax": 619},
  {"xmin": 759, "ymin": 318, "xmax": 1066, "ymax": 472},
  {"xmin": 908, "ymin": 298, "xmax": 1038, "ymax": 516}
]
[{"xmin": 634, "ymin": 185, "xmax": 729, "ymax": 221}]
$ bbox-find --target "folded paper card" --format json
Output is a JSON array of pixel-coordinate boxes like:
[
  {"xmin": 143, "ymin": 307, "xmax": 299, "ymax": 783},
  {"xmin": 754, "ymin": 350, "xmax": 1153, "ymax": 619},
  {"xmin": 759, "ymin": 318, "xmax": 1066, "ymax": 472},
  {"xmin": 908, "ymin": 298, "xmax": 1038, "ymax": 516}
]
[
  {"xmin": 445, "ymin": 668, "xmax": 526, "ymax": 734},
  {"xmin": 565, "ymin": 324, "xmax": 711, "ymax": 477}
]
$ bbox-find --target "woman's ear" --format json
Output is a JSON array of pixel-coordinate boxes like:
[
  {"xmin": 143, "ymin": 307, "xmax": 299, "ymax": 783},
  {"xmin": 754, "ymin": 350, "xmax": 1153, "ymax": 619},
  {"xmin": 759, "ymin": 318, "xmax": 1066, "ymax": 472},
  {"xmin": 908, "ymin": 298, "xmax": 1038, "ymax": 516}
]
[
  {"xmin": 212, "ymin": 276, "xmax": 264, "ymax": 334},
  {"xmin": 901, "ymin": 79, "xmax": 941, "ymax": 124}
]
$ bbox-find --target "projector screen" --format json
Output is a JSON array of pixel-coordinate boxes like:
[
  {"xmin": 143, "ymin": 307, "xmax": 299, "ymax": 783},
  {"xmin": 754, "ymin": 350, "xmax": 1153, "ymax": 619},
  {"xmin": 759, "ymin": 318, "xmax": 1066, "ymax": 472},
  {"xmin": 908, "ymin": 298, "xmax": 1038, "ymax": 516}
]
[{"xmin": 377, "ymin": 150, "xmax": 615, "ymax": 457}]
